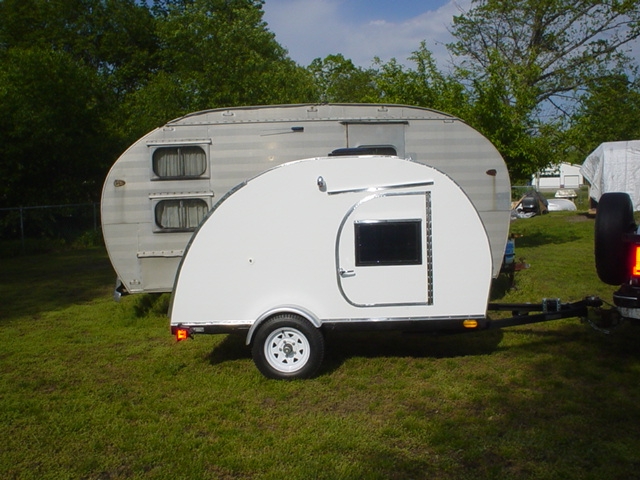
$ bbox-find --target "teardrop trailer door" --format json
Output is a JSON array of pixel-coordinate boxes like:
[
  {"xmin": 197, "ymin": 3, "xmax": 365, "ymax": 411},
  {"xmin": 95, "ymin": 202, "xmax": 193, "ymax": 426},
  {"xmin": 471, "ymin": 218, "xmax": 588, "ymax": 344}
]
[
  {"xmin": 169, "ymin": 155, "xmax": 495, "ymax": 379},
  {"xmin": 337, "ymin": 192, "xmax": 432, "ymax": 306}
]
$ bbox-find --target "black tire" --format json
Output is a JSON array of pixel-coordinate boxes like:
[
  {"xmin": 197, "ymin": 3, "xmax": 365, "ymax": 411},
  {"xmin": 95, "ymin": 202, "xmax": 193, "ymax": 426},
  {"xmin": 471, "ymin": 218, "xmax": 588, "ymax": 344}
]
[
  {"xmin": 251, "ymin": 314, "xmax": 325, "ymax": 380},
  {"xmin": 595, "ymin": 192, "xmax": 636, "ymax": 285}
]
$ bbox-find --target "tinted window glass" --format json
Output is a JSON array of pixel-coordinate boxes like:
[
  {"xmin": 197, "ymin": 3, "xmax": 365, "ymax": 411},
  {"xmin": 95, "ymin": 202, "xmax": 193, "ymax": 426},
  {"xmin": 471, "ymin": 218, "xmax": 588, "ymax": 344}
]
[
  {"xmin": 355, "ymin": 220, "xmax": 422, "ymax": 266},
  {"xmin": 329, "ymin": 146, "xmax": 397, "ymax": 157}
]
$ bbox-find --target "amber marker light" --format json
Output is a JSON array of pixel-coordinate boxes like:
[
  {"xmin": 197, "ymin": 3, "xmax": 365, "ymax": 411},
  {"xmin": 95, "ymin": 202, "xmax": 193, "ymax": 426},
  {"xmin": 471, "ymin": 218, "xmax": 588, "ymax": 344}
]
[
  {"xmin": 463, "ymin": 319, "xmax": 479, "ymax": 329},
  {"xmin": 632, "ymin": 245, "xmax": 640, "ymax": 278}
]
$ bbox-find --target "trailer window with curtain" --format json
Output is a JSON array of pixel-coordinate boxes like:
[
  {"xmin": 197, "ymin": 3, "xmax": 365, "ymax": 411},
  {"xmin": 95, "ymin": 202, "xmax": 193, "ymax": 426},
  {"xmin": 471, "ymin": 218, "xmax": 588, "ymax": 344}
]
[
  {"xmin": 155, "ymin": 199, "xmax": 209, "ymax": 231},
  {"xmin": 152, "ymin": 146, "xmax": 207, "ymax": 179}
]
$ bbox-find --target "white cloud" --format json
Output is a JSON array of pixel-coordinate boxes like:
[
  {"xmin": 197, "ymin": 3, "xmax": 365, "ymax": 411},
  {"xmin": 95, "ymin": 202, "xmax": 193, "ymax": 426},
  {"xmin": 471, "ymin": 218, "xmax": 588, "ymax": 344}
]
[{"xmin": 262, "ymin": 0, "xmax": 472, "ymax": 69}]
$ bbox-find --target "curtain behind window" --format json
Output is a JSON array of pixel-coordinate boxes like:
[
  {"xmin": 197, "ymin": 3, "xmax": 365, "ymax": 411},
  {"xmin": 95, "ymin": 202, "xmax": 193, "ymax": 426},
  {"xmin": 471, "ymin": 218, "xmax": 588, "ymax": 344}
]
[
  {"xmin": 155, "ymin": 199, "xmax": 208, "ymax": 230},
  {"xmin": 153, "ymin": 147, "xmax": 206, "ymax": 178}
]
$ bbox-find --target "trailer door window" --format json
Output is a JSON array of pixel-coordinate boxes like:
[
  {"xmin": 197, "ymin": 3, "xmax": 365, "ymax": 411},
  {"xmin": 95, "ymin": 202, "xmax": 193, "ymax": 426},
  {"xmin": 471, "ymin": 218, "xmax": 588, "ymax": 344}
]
[
  {"xmin": 355, "ymin": 220, "xmax": 422, "ymax": 266},
  {"xmin": 153, "ymin": 146, "xmax": 206, "ymax": 179},
  {"xmin": 155, "ymin": 199, "xmax": 208, "ymax": 231}
]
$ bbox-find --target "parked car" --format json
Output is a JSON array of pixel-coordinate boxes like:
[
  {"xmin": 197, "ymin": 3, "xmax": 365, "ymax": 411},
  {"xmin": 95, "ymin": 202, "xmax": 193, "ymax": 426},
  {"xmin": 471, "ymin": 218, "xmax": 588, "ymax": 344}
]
[{"xmin": 514, "ymin": 190, "xmax": 549, "ymax": 216}]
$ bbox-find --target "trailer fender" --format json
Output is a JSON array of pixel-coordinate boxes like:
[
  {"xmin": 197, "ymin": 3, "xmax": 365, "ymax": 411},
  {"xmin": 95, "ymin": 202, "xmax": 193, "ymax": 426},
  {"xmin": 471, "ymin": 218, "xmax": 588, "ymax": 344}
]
[{"xmin": 246, "ymin": 305, "xmax": 322, "ymax": 345}]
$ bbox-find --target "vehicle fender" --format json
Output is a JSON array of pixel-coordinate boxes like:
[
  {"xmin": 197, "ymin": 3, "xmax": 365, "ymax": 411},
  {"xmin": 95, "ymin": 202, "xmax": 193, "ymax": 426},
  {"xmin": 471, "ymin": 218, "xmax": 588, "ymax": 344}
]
[{"xmin": 246, "ymin": 305, "xmax": 322, "ymax": 345}]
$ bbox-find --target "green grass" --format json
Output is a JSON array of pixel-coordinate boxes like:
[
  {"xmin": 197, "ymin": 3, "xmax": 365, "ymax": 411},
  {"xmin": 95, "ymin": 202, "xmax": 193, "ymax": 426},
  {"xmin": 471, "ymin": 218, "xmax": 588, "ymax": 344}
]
[{"xmin": 2, "ymin": 214, "xmax": 640, "ymax": 479}]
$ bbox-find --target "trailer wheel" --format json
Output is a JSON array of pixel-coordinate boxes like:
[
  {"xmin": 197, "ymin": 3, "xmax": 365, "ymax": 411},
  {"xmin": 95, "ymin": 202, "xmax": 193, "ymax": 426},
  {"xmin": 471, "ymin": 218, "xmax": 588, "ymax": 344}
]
[
  {"xmin": 252, "ymin": 314, "xmax": 325, "ymax": 380},
  {"xmin": 595, "ymin": 192, "xmax": 636, "ymax": 285}
]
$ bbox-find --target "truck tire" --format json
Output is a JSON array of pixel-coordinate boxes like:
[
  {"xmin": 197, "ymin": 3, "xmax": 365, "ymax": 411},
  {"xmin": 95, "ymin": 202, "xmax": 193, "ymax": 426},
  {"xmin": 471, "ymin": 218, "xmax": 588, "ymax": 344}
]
[
  {"xmin": 252, "ymin": 314, "xmax": 325, "ymax": 380},
  {"xmin": 595, "ymin": 192, "xmax": 636, "ymax": 285}
]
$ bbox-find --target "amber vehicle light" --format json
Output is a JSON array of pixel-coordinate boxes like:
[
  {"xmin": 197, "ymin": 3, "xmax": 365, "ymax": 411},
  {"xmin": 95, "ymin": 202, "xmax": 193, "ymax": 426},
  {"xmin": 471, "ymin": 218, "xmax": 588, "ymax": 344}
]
[
  {"xmin": 632, "ymin": 245, "xmax": 640, "ymax": 278},
  {"xmin": 176, "ymin": 328, "xmax": 190, "ymax": 341}
]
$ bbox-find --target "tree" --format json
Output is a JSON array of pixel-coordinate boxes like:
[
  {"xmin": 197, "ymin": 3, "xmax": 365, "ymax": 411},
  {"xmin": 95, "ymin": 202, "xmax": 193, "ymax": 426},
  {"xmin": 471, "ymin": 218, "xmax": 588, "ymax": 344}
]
[
  {"xmin": 448, "ymin": 0, "xmax": 640, "ymax": 180},
  {"xmin": 124, "ymin": 0, "xmax": 315, "ymax": 136},
  {"xmin": 0, "ymin": 0, "xmax": 159, "ymax": 95},
  {"xmin": 307, "ymin": 54, "xmax": 377, "ymax": 103},
  {"xmin": 0, "ymin": 48, "xmax": 115, "ymax": 206},
  {"xmin": 370, "ymin": 42, "xmax": 469, "ymax": 117},
  {"xmin": 0, "ymin": 0, "xmax": 317, "ymax": 206},
  {"xmin": 450, "ymin": 0, "xmax": 640, "ymax": 113},
  {"xmin": 563, "ymin": 73, "xmax": 640, "ymax": 163},
  {"xmin": 0, "ymin": 0, "xmax": 161, "ymax": 206}
]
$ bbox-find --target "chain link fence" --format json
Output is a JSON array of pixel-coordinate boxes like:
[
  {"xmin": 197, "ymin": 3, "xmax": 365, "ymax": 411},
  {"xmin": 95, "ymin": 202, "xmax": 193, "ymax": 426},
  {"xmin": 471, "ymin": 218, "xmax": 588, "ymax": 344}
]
[{"xmin": 0, "ymin": 203, "xmax": 101, "ymax": 256}]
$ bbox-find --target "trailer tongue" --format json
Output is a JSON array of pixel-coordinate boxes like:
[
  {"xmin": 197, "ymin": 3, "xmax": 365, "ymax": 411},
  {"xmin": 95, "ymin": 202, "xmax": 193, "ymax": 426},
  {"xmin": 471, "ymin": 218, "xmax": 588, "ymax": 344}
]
[{"xmin": 486, "ymin": 297, "xmax": 603, "ymax": 329}]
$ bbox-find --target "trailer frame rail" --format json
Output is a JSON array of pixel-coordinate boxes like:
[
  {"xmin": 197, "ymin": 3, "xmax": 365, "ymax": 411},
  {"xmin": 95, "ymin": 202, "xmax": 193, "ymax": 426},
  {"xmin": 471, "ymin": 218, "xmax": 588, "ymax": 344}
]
[{"xmin": 486, "ymin": 297, "xmax": 603, "ymax": 329}]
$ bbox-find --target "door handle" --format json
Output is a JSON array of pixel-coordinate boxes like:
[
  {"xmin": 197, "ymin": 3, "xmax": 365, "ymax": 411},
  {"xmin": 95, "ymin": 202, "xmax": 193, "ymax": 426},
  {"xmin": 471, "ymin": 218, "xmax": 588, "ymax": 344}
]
[{"xmin": 339, "ymin": 268, "xmax": 356, "ymax": 278}]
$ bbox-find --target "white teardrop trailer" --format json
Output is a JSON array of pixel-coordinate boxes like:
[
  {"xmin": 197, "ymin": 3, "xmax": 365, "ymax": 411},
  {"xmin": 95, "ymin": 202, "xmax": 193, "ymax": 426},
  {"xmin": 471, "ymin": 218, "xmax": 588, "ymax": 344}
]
[{"xmin": 101, "ymin": 104, "xmax": 604, "ymax": 380}]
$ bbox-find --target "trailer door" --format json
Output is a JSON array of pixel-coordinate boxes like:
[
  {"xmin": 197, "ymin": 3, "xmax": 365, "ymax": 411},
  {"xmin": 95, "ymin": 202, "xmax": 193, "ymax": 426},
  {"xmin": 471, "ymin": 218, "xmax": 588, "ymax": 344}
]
[{"xmin": 337, "ymin": 192, "xmax": 432, "ymax": 307}]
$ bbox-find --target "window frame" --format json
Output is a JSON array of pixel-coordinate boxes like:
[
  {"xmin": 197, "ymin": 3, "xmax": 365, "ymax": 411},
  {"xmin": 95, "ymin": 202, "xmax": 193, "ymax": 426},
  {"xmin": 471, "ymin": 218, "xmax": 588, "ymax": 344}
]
[
  {"xmin": 354, "ymin": 219, "xmax": 423, "ymax": 267},
  {"xmin": 148, "ymin": 141, "xmax": 211, "ymax": 181},
  {"xmin": 152, "ymin": 196, "xmax": 211, "ymax": 233}
]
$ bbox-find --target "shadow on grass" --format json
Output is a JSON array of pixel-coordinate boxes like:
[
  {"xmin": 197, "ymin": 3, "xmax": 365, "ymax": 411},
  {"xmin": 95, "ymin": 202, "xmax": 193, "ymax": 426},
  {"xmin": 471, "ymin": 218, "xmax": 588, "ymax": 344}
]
[
  {"xmin": 513, "ymin": 230, "xmax": 582, "ymax": 248},
  {"xmin": 501, "ymin": 320, "xmax": 640, "ymax": 358},
  {"xmin": 0, "ymin": 248, "xmax": 115, "ymax": 322},
  {"xmin": 510, "ymin": 213, "xmax": 593, "ymax": 248},
  {"xmin": 206, "ymin": 328, "xmax": 505, "ymax": 375},
  {"xmin": 207, "ymin": 334, "xmax": 250, "ymax": 365},
  {"xmin": 320, "ymin": 329, "xmax": 504, "ymax": 375},
  {"xmin": 490, "ymin": 274, "xmax": 518, "ymax": 301}
]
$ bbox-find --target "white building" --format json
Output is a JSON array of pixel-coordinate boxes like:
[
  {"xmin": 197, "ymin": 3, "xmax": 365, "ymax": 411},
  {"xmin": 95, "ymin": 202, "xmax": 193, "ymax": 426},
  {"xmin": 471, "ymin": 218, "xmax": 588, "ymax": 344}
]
[{"xmin": 533, "ymin": 163, "xmax": 584, "ymax": 189}]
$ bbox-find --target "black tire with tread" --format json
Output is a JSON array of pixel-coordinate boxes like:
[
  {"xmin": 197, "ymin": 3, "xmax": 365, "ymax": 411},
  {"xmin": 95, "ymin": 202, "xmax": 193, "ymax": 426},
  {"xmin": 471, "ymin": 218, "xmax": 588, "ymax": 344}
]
[
  {"xmin": 595, "ymin": 192, "xmax": 636, "ymax": 285},
  {"xmin": 251, "ymin": 314, "xmax": 325, "ymax": 380}
]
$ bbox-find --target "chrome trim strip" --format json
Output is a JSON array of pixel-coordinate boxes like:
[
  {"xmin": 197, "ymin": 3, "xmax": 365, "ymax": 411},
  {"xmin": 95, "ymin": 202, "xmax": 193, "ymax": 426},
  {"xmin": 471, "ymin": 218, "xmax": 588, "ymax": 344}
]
[
  {"xmin": 172, "ymin": 320, "xmax": 252, "ymax": 327},
  {"xmin": 425, "ymin": 191, "xmax": 433, "ymax": 305},
  {"xmin": 323, "ymin": 314, "xmax": 486, "ymax": 323},
  {"xmin": 146, "ymin": 139, "xmax": 213, "ymax": 146},
  {"xmin": 172, "ymin": 314, "xmax": 486, "ymax": 331},
  {"xmin": 137, "ymin": 250, "xmax": 184, "ymax": 258},
  {"xmin": 339, "ymin": 120, "xmax": 410, "ymax": 125},
  {"xmin": 327, "ymin": 180, "xmax": 434, "ymax": 196},
  {"xmin": 148, "ymin": 191, "xmax": 214, "ymax": 199},
  {"xmin": 247, "ymin": 305, "xmax": 322, "ymax": 345}
]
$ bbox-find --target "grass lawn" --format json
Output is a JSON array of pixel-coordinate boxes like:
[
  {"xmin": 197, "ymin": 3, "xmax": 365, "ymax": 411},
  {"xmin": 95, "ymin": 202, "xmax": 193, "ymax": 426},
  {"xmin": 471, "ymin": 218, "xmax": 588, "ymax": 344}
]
[{"xmin": 2, "ymin": 213, "xmax": 640, "ymax": 479}]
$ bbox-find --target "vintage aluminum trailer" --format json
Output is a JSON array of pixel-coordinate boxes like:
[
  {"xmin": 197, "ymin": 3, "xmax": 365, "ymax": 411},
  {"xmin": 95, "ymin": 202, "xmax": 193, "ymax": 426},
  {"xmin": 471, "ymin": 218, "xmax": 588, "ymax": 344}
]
[
  {"xmin": 101, "ymin": 104, "xmax": 512, "ymax": 296},
  {"xmin": 169, "ymin": 155, "xmax": 601, "ymax": 379}
]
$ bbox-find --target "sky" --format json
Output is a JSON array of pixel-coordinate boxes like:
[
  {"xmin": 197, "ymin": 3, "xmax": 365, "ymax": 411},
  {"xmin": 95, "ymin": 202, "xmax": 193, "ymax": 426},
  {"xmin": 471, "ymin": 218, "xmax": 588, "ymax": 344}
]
[{"xmin": 261, "ymin": 0, "xmax": 473, "ymax": 69}]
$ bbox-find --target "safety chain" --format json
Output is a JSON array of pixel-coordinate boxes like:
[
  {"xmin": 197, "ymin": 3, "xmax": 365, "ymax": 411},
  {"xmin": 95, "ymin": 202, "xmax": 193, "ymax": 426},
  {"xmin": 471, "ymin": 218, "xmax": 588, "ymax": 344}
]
[{"xmin": 583, "ymin": 298, "xmax": 624, "ymax": 335}]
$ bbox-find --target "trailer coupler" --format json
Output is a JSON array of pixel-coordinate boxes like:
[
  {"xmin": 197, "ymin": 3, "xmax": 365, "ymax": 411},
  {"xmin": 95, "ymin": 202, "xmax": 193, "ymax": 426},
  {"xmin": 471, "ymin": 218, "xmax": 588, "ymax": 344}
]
[{"xmin": 486, "ymin": 296, "xmax": 603, "ymax": 330}]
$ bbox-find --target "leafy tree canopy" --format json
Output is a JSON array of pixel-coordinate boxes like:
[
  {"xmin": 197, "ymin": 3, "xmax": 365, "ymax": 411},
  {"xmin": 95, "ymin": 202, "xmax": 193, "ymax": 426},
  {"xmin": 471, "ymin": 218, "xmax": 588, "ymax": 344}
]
[
  {"xmin": 450, "ymin": 0, "xmax": 640, "ymax": 114},
  {"xmin": 446, "ymin": 0, "xmax": 640, "ymax": 180},
  {"xmin": 1, "ymin": 0, "xmax": 639, "ymax": 204},
  {"xmin": 0, "ymin": 0, "xmax": 315, "ymax": 207},
  {"xmin": 563, "ymin": 73, "xmax": 640, "ymax": 163}
]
